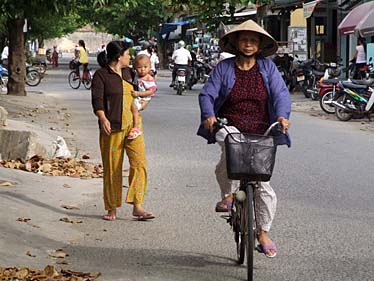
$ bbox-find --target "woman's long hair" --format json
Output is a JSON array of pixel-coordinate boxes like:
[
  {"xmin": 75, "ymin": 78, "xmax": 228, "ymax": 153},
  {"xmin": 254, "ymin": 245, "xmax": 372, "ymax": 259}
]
[
  {"xmin": 97, "ymin": 40, "xmax": 132, "ymax": 67},
  {"xmin": 78, "ymin": 40, "xmax": 86, "ymax": 51}
]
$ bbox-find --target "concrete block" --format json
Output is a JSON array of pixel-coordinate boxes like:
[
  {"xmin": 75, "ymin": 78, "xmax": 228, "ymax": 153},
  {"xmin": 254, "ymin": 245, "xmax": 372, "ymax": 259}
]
[{"xmin": 0, "ymin": 120, "xmax": 56, "ymax": 161}]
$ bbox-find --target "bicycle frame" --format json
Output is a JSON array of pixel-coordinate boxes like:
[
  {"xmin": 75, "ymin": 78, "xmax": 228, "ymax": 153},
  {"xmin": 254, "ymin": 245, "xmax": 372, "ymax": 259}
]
[{"xmin": 218, "ymin": 119, "xmax": 280, "ymax": 281}]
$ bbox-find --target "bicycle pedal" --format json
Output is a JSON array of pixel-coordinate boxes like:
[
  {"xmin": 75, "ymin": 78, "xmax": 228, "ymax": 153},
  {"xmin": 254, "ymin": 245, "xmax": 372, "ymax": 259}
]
[
  {"xmin": 220, "ymin": 215, "xmax": 231, "ymax": 223},
  {"xmin": 255, "ymin": 245, "xmax": 263, "ymax": 253}
]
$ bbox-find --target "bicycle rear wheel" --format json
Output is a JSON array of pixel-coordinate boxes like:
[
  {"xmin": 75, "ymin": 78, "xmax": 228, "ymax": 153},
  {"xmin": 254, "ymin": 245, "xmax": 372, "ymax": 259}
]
[
  {"xmin": 68, "ymin": 71, "xmax": 81, "ymax": 89},
  {"xmin": 246, "ymin": 183, "xmax": 254, "ymax": 281},
  {"xmin": 83, "ymin": 71, "xmax": 92, "ymax": 90}
]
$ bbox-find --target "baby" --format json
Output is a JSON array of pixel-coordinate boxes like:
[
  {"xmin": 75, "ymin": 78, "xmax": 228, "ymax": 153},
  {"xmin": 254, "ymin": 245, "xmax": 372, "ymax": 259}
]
[{"xmin": 128, "ymin": 54, "xmax": 157, "ymax": 139}]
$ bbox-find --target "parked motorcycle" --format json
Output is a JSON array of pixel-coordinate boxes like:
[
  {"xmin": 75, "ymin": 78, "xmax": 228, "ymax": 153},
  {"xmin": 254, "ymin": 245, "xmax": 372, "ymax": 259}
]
[
  {"xmin": 0, "ymin": 64, "xmax": 8, "ymax": 91},
  {"xmin": 319, "ymin": 58, "xmax": 373, "ymax": 114},
  {"xmin": 333, "ymin": 80, "xmax": 374, "ymax": 121},
  {"xmin": 300, "ymin": 58, "xmax": 325, "ymax": 100},
  {"xmin": 32, "ymin": 59, "xmax": 47, "ymax": 74},
  {"xmin": 25, "ymin": 64, "xmax": 42, "ymax": 86},
  {"xmin": 273, "ymin": 53, "xmax": 293, "ymax": 91}
]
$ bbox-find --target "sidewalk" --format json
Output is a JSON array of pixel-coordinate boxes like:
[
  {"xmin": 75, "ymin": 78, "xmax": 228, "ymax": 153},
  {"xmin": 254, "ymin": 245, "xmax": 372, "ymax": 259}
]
[{"xmin": 0, "ymin": 88, "xmax": 103, "ymax": 269}]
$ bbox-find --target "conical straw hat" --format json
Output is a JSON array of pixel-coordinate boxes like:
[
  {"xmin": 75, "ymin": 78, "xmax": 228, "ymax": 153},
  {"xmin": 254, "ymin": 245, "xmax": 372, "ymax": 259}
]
[{"xmin": 219, "ymin": 19, "xmax": 278, "ymax": 57}]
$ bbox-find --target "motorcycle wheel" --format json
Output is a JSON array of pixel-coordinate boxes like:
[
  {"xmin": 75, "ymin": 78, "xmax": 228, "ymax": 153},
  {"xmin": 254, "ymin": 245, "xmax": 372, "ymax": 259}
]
[
  {"xmin": 335, "ymin": 95, "xmax": 353, "ymax": 121},
  {"xmin": 0, "ymin": 76, "xmax": 8, "ymax": 92},
  {"xmin": 319, "ymin": 90, "xmax": 336, "ymax": 114},
  {"xmin": 302, "ymin": 84, "xmax": 311, "ymax": 98},
  {"xmin": 176, "ymin": 85, "xmax": 183, "ymax": 95},
  {"xmin": 25, "ymin": 70, "xmax": 41, "ymax": 86}
]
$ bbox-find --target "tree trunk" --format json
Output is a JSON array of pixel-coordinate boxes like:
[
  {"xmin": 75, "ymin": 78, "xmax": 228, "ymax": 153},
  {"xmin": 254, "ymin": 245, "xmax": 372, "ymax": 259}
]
[{"xmin": 7, "ymin": 19, "xmax": 26, "ymax": 96}]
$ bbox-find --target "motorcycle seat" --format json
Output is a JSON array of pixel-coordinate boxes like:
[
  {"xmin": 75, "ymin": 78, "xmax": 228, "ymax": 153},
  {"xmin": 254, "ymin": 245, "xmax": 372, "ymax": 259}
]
[
  {"xmin": 313, "ymin": 70, "xmax": 325, "ymax": 76},
  {"xmin": 342, "ymin": 81, "xmax": 368, "ymax": 89},
  {"xmin": 350, "ymin": 78, "xmax": 374, "ymax": 86},
  {"xmin": 323, "ymin": 78, "xmax": 340, "ymax": 85}
]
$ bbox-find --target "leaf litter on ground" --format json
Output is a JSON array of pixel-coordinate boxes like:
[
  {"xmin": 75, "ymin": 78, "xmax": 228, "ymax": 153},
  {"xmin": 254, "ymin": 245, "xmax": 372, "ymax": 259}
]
[
  {"xmin": 0, "ymin": 264, "xmax": 100, "ymax": 280},
  {"xmin": 0, "ymin": 155, "xmax": 103, "ymax": 179}
]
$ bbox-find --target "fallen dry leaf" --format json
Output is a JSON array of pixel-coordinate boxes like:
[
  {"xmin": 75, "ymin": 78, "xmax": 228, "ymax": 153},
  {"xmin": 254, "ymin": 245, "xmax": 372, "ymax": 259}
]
[
  {"xmin": 0, "ymin": 181, "xmax": 15, "ymax": 186},
  {"xmin": 61, "ymin": 205, "xmax": 80, "ymax": 210},
  {"xmin": 63, "ymin": 183, "xmax": 72, "ymax": 188},
  {"xmin": 17, "ymin": 217, "xmax": 31, "ymax": 222},
  {"xmin": 49, "ymin": 249, "xmax": 68, "ymax": 258},
  {"xmin": 14, "ymin": 268, "xmax": 29, "ymax": 279},
  {"xmin": 44, "ymin": 265, "xmax": 60, "ymax": 278},
  {"xmin": 26, "ymin": 250, "xmax": 36, "ymax": 257},
  {"xmin": 59, "ymin": 217, "xmax": 83, "ymax": 224}
]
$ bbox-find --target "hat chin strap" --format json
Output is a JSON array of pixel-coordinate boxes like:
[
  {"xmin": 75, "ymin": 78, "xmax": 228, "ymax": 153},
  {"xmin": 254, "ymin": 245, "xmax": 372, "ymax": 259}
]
[{"xmin": 238, "ymin": 51, "xmax": 255, "ymax": 59}]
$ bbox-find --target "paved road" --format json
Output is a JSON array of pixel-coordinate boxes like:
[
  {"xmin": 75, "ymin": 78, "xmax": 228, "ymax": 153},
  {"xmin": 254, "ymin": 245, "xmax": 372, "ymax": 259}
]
[{"xmin": 1, "ymin": 66, "xmax": 374, "ymax": 281}]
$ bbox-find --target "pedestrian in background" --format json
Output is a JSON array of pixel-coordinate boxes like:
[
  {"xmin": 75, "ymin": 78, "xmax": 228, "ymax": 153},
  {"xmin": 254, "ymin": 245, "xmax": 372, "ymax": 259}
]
[
  {"xmin": 1, "ymin": 45, "xmax": 8, "ymax": 67},
  {"xmin": 92, "ymin": 41, "xmax": 155, "ymax": 221},
  {"xmin": 51, "ymin": 45, "xmax": 59, "ymax": 68},
  {"xmin": 352, "ymin": 37, "xmax": 367, "ymax": 79},
  {"xmin": 148, "ymin": 45, "xmax": 159, "ymax": 78}
]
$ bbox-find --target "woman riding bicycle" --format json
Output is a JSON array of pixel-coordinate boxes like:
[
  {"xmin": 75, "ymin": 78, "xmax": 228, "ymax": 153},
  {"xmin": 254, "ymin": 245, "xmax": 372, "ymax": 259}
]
[
  {"xmin": 75, "ymin": 39, "xmax": 89, "ymax": 78},
  {"xmin": 197, "ymin": 19, "xmax": 291, "ymax": 258}
]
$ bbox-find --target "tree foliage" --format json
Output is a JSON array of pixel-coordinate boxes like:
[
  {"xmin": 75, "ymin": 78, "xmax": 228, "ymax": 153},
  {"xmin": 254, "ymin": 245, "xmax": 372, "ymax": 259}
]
[{"xmin": 0, "ymin": 0, "xmax": 105, "ymax": 96}]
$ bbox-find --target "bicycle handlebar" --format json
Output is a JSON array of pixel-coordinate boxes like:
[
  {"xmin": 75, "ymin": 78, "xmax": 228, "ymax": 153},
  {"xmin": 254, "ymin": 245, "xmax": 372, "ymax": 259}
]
[{"xmin": 215, "ymin": 117, "xmax": 282, "ymax": 137}]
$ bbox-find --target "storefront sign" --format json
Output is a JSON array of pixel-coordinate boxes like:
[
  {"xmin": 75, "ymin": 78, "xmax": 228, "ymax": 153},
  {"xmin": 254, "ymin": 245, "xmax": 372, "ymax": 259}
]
[{"xmin": 303, "ymin": 0, "xmax": 319, "ymax": 18}]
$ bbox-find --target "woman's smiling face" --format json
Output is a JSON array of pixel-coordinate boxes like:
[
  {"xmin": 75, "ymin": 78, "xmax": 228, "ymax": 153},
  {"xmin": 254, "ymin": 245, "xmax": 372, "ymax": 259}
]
[{"xmin": 236, "ymin": 31, "xmax": 261, "ymax": 57}]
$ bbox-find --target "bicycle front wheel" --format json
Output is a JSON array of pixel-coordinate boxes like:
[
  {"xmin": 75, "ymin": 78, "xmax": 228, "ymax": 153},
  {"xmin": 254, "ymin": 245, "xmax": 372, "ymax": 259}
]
[
  {"xmin": 234, "ymin": 200, "xmax": 246, "ymax": 265},
  {"xmin": 68, "ymin": 71, "xmax": 81, "ymax": 89},
  {"xmin": 246, "ymin": 183, "xmax": 254, "ymax": 281}
]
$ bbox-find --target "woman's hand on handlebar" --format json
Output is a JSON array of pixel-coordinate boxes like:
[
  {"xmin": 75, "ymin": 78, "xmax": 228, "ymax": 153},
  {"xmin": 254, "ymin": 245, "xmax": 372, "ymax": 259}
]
[
  {"xmin": 203, "ymin": 116, "xmax": 217, "ymax": 133},
  {"xmin": 277, "ymin": 117, "xmax": 290, "ymax": 134}
]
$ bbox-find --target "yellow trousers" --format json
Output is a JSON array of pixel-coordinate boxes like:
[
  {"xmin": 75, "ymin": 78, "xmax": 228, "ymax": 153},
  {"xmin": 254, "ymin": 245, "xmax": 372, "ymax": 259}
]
[{"xmin": 99, "ymin": 81, "xmax": 147, "ymax": 211}]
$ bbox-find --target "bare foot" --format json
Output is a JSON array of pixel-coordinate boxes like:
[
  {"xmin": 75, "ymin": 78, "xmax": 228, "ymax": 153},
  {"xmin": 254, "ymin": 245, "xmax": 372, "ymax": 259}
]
[{"xmin": 103, "ymin": 209, "xmax": 116, "ymax": 221}]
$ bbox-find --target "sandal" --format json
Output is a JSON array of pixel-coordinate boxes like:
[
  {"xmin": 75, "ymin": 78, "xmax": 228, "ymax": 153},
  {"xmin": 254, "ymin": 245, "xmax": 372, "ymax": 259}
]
[
  {"xmin": 256, "ymin": 242, "xmax": 277, "ymax": 258},
  {"xmin": 215, "ymin": 196, "xmax": 233, "ymax": 212},
  {"xmin": 128, "ymin": 127, "xmax": 142, "ymax": 140},
  {"xmin": 133, "ymin": 211, "xmax": 155, "ymax": 221}
]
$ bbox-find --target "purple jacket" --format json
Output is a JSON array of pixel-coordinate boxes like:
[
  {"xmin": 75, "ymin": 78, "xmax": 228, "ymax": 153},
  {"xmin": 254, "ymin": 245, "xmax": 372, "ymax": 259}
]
[{"xmin": 197, "ymin": 56, "xmax": 291, "ymax": 146}]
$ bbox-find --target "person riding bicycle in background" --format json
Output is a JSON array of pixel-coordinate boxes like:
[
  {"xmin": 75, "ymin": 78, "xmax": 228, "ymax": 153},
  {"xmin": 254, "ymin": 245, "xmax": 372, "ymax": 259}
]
[
  {"xmin": 75, "ymin": 39, "xmax": 89, "ymax": 78},
  {"xmin": 197, "ymin": 19, "xmax": 291, "ymax": 258},
  {"xmin": 169, "ymin": 40, "xmax": 192, "ymax": 88}
]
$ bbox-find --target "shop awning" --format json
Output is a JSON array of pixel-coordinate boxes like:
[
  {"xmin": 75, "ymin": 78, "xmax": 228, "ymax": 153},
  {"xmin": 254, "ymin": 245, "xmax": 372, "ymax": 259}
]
[
  {"xmin": 159, "ymin": 20, "xmax": 195, "ymax": 36},
  {"xmin": 354, "ymin": 8, "xmax": 374, "ymax": 37},
  {"xmin": 338, "ymin": 1, "xmax": 374, "ymax": 35}
]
